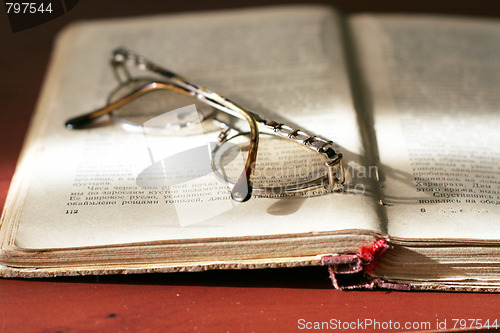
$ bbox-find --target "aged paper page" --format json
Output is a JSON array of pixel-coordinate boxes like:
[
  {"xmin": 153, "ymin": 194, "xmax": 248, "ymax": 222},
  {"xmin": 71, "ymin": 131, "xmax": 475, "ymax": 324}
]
[
  {"xmin": 10, "ymin": 6, "xmax": 380, "ymax": 248},
  {"xmin": 350, "ymin": 15, "xmax": 500, "ymax": 239}
]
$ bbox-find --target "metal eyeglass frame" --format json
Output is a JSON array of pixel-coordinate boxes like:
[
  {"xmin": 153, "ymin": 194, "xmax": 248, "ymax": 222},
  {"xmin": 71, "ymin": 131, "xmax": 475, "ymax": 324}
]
[{"xmin": 65, "ymin": 47, "xmax": 344, "ymax": 202}]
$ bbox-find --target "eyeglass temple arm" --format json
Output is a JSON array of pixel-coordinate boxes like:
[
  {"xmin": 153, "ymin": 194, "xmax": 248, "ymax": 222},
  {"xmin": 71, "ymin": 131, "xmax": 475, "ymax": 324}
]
[
  {"xmin": 209, "ymin": 97, "xmax": 259, "ymax": 202},
  {"xmin": 113, "ymin": 47, "xmax": 260, "ymax": 202},
  {"xmin": 225, "ymin": 109, "xmax": 345, "ymax": 186},
  {"xmin": 66, "ymin": 48, "xmax": 250, "ymax": 131},
  {"xmin": 65, "ymin": 82, "xmax": 164, "ymax": 129}
]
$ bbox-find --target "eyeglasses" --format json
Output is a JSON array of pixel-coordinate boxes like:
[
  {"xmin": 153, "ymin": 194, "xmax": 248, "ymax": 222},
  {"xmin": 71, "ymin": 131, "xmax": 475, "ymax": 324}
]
[{"xmin": 65, "ymin": 47, "xmax": 344, "ymax": 202}]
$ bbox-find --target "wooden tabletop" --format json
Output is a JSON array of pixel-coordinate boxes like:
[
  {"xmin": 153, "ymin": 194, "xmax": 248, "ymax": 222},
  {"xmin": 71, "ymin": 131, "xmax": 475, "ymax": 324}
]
[{"xmin": 2, "ymin": 1, "xmax": 500, "ymax": 332}]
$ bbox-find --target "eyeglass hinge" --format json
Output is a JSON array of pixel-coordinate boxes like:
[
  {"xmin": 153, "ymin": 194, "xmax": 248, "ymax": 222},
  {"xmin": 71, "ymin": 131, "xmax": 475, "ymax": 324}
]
[
  {"xmin": 288, "ymin": 129, "xmax": 299, "ymax": 138},
  {"xmin": 303, "ymin": 136, "xmax": 317, "ymax": 145},
  {"xmin": 266, "ymin": 121, "xmax": 282, "ymax": 131}
]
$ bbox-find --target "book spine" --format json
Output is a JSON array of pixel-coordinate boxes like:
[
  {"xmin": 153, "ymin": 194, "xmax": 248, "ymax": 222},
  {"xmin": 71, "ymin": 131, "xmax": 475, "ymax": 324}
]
[{"xmin": 321, "ymin": 239, "xmax": 410, "ymax": 291}]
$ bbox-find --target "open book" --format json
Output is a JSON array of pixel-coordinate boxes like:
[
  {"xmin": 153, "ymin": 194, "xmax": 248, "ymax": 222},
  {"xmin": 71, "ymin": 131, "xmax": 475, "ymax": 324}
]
[{"xmin": 2, "ymin": 5, "xmax": 500, "ymax": 291}]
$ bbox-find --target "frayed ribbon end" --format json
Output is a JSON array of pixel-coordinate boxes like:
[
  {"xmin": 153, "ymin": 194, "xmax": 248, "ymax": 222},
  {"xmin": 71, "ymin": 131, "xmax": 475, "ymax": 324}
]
[
  {"xmin": 321, "ymin": 239, "xmax": 410, "ymax": 291},
  {"xmin": 357, "ymin": 238, "xmax": 390, "ymax": 274}
]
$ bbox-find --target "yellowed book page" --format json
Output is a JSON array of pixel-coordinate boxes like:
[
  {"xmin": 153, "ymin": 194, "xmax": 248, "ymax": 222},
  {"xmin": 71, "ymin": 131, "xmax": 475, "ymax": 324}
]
[
  {"xmin": 7, "ymin": 6, "xmax": 380, "ymax": 249},
  {"xmin": 350, "ymin": 15, "xmax": 500, "ymax": 239}
]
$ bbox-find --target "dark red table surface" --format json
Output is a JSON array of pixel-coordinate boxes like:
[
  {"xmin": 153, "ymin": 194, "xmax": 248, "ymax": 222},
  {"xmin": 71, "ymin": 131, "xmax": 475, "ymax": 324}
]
[{"xmin": 2, "ymin": 1, "xmax": 500, "ymax": 332}]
